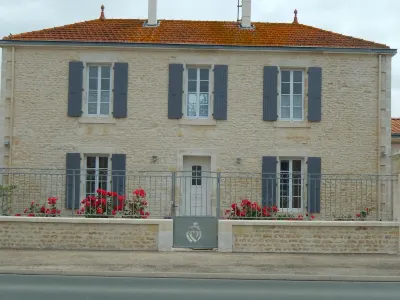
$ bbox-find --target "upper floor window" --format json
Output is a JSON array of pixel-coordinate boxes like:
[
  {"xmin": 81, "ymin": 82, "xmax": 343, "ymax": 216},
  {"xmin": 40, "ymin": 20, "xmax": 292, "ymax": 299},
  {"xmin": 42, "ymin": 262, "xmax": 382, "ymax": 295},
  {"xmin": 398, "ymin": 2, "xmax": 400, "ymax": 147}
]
[
  {"xmin": 280, "ymin": 70, "xmax": 303, "ymax": 121},
  {"xmin": 87, "ymin": 65, "xmax": 112, "ymax": 116},
  {"xmin": 186, "ymin": 67, "xmax": 210, "ymax": 119}
]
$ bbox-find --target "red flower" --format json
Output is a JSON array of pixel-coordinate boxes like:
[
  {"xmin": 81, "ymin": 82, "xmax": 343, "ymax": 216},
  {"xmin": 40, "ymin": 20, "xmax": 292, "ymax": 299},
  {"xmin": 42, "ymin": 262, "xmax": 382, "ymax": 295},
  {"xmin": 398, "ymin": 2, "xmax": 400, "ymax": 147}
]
[
  {"xmin": 111, "ymin": 192, "xmax": 118, "ymax": 197},
  {"xmin": 356, "ymin": 213, "xmax": 361, "ymax": 217},
  {"xmin": 297, "ymin": 215, "xmax": 303, "ymax": 220},
  {"xmin": 145, "ymin": 212, "xmax": 150, "ymax": 216},
  {"xmin": 118, "ymin": 195, "xmax": 126, "ymax": 202},
  {"xmin": 95, "ymin": 200, "xmax": 100, "ymax": 208},
  {"xmin": 134, "ymin": 189, "xmax": 146, "ymax": 198},
  {"xmin": 241, "ymin": 199, "xmax": 251, "ymax": 207},
  {"xmin": 96, "ymin": 208, "xmax": 103, "ymax": 214},
  {"xmin": 141, "ymin": 200, "xmax": 148, "ymax": 206},
  {"xmin": 76, "ymin": 210, "xmax": 82, "ymax": 215},
  {"xmin": 266, "ymin": 206, "xmax": 272, "ymax": 212},
  {"xmin": 47, "ymin": 197, "xmax": 58, "ymax": 205},
  {"xmin": 139, "ymin": 209, "xmax": 145, "ymax": 216},
  {"xmin": 85, "ymin": 201, "xmax": 91, "ymax": 207},
  {"xmin": 225, "ymin": 209, "xmax": 231, "ymax": 215},
  {"xmin": 272, "ymin": 206, "xmax": 279, "ymax": 212},
  {"xmin": 311, "ymin": 215, "xmax": 315, "ymax": 220},
  {"xmin": 116, "ymin": 205, "xmax": 123, "ymax": 211},
  {"xmin": 27, "ymin": 213, "xmax": 35, "ymax": 217},
  {"xmin": 45, "ymin": 209, "xmax": 51, "ymax": 214},
  {"xmin": 100, "ymin": 198, "xmax": 107, "ymax": 207},
  {"xmin": 112, "ymin": 209, "xmax": 116, "ymax": 216},
  {"xmin": 23, "ymin": 208, "xmax": 28, "ymax": 213},
  {"xmin": 239, "ymin": 211, "xmax": 246, "ymax": 217},
  {"xmin": 14, "ymin": 214, "xmax": 21, "ymax": 216},
  {"xmin": 97, "ymin": 189, "xmax": 107, "ymax": 196},
  {"xmin": 231, "ymin": 203, "xmax": 237, "ymax": 210},
  {"xmin": 40, "ymin": 206, "xmax": 46, "ymax": 213},
  {"xmin": 50, "ymin": 209, "xmax": 57, "ymax": 215},
  {"xmin": 57, "ymin": 209, "xmax": 61, "ymax": 214}
]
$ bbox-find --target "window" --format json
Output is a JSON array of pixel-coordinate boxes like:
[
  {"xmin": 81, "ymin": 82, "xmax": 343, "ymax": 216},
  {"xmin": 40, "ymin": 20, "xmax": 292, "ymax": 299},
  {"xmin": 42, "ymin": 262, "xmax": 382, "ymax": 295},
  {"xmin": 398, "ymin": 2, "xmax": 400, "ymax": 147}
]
[
  {"xmin": 87, "ymin": 65, "xmax": 112, "ymax": 116},
  {"xmin": 278, "ymin": 159, "xmax": 303, "ymax": 210},
  {"xmin": 85, "ymin": 156, "xmax": 110, "ymax": 197},
  {"xmin": 186, "ymin": 68, "xmax": 210, "ymax": 118},
  {"xmin": 280, "ymin": 70, "xmax": 303, "ymax": 120},
  {"xmin": 192, "ymin": 165, "xmax": 202, "ymax": 186}
]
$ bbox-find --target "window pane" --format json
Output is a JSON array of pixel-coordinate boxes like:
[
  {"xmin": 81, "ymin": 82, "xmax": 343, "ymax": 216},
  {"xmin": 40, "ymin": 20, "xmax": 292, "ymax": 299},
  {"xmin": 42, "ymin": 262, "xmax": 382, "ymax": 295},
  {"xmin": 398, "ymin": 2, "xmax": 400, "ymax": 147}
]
[
  {"xmin": 99, "ymin": 157, "xmax": 108, "ymax": 169},
  {"xmin": 293, "ymin": 71, "xmax": 302, "ymax": 82},
  {"xmin": 100, "ymin": 103, "xmax": 109, "ymax": 115},
  {"xmin": 187, "ymin": 93, "xmax": 197, "ymax": 117},
  {"xmin": 89, "ymin": 90, "xmax": 98, "ymax": 103},
  {"xmin": 280, "ymin": 107, "xmax": 290, "ymax": 119},
  {"xmin": 281, "ymin": 95, "xmax": 290, "ymax": 106},
  {"xmin": 86, "ymin": 157, "xmax": 96, "ymax": 168},
  {"xmin": 89, "ymin": 66, "xmax": 98, "ymax": 78},
  {"xmin": 88, "ymin": 103, "xmax": 97, "ymax": 114},
  {"xmin": 293, "ymin": 107, "xmax": 302, "ymax": 119},
  {"xmin": 101, "ymin": 91, "xmax": 110, "ymax": 103},
  {"xmin": 280, "ymin": 160, "xmax": 289, "ymax": 172},
  {"xmin": 200, "ymin": 81, "xmax": 209, "ymax": 93},
  {"xmin": 199, "ymin": 93, "xmax": 209, "ymax": 105},
  {"xmin": 281, "ymin": 83, "xmax": 290, "ymax": 94},
  {"xmin": 281, "ymin": 71, "xmax": 290, "ymax": 82},
  {"xmin": 188, "ymin": 68, "xmax": 197, "ymax": 80},
  {"xmin": 293, "ymin": 160, "xmax": 302, "ymax": 172},
  {"xmin": 200, "ymin": 69, "xmax": 209, "ymax": 80},
  {"xmin": 188, "ymin": 81, "xmax": 197, "ymax": 92},
  {"xmin": 293, "ymin": 95, "xmax": 302, "ymax": 106},
  {"xmin": 293, "ymin": 83, "xmax": 302, "ymax": 94},
  {"xmin": 101, "ymin": 66, "xmax": 111, "ymax": 79},
  {"xmin": 89, "ymin": 78, "xmax": 98, "ymax": 90},
  {"xmin": 199, "ymin": 106, "xmax": 208, "ymax": 117},
  {"xmin": 101, "ymin": 79, "xmax": 110, "ymax": 91},
  {"xmin": 86, "ymin": 179, "xmax": 95, "ymax": 196}
]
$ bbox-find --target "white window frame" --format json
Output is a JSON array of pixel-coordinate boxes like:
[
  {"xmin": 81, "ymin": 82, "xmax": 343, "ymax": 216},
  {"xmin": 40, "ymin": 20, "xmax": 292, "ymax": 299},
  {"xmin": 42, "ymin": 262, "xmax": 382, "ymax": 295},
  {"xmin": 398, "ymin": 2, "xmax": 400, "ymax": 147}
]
[
  {"xmin": 83, "ymin": 155, "xmax": 111, "ymax": 198},
  {"xmin": 183, "ymin": 66, "xmax": 211, "ymax": 119},
  {"xmin": 277, "ymin": 158, "xmax": 304, "ymax": 212},
  {"xmin": 85, "ymin": 64, "xmax": 113, "ymax": 117},
  {"xmin": 278, "ymin": 69, "xmax": 304, "ymax": 121}
]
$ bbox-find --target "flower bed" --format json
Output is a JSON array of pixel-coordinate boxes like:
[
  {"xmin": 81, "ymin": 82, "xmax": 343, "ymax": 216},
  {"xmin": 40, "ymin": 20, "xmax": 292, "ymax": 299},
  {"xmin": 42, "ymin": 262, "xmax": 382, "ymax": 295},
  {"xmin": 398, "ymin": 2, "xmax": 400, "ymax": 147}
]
[
  {"xmin": 77, "ymin": 188, "xmax": 150, "ymax": 219},
  {"xmin": 224, "ymin": 199, "xmax": 315, "ymax": 220},
  {"xmin": 333, "ymin": 207, "xmax": 372, "ymax": 221}
]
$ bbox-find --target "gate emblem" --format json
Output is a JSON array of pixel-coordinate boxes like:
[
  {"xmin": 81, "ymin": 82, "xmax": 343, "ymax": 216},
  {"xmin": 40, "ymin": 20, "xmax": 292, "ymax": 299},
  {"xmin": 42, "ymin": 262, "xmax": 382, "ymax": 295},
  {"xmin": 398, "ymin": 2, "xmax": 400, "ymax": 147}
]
[{"xmin": 186, "ymin": 222, "xmax": 202, "ymax": 243}]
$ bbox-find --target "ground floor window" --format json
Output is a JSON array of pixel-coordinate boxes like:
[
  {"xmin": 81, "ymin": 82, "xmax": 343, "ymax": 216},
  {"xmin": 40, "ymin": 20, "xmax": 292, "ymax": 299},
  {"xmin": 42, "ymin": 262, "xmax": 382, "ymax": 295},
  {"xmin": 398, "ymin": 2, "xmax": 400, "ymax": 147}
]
[
  {"xmin": 85, "ymin": 155, "xmax": 110, "ymax": 197},
  {"xmin": 278, "ymin": 159, "xmax": 303, "ymax": 210}
]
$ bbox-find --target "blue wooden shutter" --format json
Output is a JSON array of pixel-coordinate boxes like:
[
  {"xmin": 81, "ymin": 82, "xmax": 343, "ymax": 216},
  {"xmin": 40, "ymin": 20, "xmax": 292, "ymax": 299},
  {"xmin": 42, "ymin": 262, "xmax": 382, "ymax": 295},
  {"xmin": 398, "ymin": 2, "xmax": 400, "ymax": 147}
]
[
  {"xmin": 68, "ymin": 61, "xmax": 83, "ymax": 117},
  {"xmin": 168, "ymin": 64, "xmax": 183, "ymax": 119},
  {"xmin": 262, "ymin": 156, "xmax": 277, "ymax": 207},
  {"xmin": 213, "ymin": 65, "xmax": 228, "ymax": 120},
  {"xmin": 263, "ymin": 66, "xmax": 278, "ymax": 121},
  {"xmin": 113, "ymin": 62, "xmax": 128, "ymax": 118},
  {"xmin": 112, "ymin": 154, "xmax": 126, "ymax": 207},
  {"xmin": 307, "ymin": 157, "xmax": 321, "ymax": 213},
  {"xmin": 308, "ymin": 67, "xmax": 322, "ymax": 122},
  {"xmin": 65, "ymin": 153, "xmax": 81, "ymax": 209}
]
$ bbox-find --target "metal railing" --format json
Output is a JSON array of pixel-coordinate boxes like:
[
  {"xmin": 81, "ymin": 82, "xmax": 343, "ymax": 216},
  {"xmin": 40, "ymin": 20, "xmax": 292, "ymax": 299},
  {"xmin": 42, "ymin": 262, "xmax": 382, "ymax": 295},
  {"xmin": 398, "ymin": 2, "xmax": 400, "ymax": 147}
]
[{"xmin": 0, "ymin": 168, "xmax": 396, "ymax": 221}]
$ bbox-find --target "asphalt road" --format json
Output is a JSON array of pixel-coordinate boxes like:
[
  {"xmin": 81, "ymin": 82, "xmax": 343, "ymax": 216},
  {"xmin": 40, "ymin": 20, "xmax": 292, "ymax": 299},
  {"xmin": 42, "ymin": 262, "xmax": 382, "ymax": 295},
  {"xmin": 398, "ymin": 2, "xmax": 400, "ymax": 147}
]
[{"xmin": 1, "ymin": 275, "xmax": 400, "ymax": 300}]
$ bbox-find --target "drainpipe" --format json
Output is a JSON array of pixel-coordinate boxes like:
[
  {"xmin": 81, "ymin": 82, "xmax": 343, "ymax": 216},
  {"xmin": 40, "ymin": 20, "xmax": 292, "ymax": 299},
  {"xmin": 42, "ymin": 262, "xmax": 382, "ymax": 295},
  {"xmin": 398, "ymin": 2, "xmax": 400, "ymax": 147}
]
[
  {"xmin": 377, "ymin": 54, "xmax": 382, "ymax": 219},
  {"xmin": 8, "ymin": 46, "xmax": 15, "ymax": 167}
]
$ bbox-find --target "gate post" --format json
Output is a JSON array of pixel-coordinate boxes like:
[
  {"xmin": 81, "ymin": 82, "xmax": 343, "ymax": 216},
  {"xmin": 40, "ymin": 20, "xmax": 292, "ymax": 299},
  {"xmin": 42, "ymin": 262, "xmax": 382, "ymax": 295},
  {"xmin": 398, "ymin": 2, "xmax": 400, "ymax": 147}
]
[
  {"xmin": 171, "ymin": 171, "xmax": 176, "ymax": 217},
  {"xmin": 216, "ymin": 172, "xmax": 221, "ymax": 218}
]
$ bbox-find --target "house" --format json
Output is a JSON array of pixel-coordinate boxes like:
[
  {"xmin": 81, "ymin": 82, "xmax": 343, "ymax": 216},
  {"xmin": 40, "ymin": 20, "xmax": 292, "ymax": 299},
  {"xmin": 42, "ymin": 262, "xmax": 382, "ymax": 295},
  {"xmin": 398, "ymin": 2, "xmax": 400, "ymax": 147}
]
[
  {"xmin": 0, "ymin": 0, "xmax": 396, "ymax": 221},
  {"xmin": 391, "ymin": 118, "xmax": 400, "ymax": 171}
]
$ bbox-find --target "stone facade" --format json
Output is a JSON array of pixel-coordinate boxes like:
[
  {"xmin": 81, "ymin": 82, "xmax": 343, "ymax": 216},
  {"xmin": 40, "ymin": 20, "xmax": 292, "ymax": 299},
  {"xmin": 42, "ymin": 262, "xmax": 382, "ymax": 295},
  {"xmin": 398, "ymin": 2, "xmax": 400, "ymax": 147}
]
[
  {"xmin": 0, "ymin": 46, "xmax": 393, "ymax": 217},
  {"xmin": 0, "ymin": 217, "xmax": 174, "ymax": 251},
  {"xmin": 231, "ymin": 222, "xmax": 399, "ymax": 254}
]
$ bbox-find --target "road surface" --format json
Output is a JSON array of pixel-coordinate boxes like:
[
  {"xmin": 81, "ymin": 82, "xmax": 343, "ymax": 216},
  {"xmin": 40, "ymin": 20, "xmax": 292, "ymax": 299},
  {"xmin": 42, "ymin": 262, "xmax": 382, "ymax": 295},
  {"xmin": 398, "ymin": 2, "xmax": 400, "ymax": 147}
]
[{"xmin": 1, "ymin": 274, "xmax": 400, "ymax": 300}]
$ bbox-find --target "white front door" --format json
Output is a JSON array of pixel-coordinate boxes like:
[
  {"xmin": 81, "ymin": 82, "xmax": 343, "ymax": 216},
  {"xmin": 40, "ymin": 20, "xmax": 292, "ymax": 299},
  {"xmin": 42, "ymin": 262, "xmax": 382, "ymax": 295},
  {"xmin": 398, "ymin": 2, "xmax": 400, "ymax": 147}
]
[{"xmin": 181, "ymin": 156, "xmax": 212, "ymax": 216}]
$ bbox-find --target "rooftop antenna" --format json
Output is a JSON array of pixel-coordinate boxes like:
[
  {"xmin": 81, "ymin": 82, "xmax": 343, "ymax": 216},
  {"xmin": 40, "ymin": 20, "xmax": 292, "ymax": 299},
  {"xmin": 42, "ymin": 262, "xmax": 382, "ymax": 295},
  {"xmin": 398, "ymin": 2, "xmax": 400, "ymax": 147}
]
[{"xmin": 237, "ymin": 0, "xmax": 242, "ymax": 22}]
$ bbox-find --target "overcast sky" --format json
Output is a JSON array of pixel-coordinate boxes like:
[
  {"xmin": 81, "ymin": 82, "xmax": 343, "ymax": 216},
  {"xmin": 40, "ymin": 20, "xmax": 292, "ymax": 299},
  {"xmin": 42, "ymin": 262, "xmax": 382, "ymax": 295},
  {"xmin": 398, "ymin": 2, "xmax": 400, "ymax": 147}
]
[{"xmin": 0, "ymin": 0, "xmax": 398, "ymax": 116}]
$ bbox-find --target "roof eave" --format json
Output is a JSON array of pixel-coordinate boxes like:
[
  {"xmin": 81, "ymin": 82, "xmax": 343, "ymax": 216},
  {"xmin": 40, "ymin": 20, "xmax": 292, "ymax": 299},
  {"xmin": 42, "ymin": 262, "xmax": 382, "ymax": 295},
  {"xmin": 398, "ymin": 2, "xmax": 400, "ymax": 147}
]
[{"xmin": 0, "ymin": 40, "xmax": 396, "ymax": 55}]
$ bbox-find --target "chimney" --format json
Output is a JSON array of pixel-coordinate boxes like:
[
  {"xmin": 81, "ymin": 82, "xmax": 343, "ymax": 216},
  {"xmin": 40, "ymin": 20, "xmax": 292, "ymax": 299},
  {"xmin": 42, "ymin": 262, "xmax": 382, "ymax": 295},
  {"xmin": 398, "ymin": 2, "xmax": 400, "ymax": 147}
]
[
  {"xmin": 147, "ymin": 0, "xmax": 158, "ymax": 26},
  {"xmin": 241, "ymin": 0, "xmax": 252, "ymax": 28}
]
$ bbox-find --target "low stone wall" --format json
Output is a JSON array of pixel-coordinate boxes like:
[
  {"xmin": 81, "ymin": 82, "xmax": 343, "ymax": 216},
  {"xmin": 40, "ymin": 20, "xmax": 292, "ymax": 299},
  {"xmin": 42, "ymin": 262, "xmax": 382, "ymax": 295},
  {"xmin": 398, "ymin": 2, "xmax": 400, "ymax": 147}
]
[
  {"xmin": 0, "ymin": 217, "xmax": 173, "ymax": 251},
  {"xmin": 218, "ymin": 220, "xmax": 400, "ymax": 254}
]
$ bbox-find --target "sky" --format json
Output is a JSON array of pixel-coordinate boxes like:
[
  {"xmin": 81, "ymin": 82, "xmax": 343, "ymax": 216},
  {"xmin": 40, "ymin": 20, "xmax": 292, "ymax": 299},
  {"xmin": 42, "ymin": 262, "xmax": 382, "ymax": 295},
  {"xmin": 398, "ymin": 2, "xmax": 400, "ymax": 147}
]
[{"xmin": 0, "ymin": 0, "xmax": 398, "ymax": 116}]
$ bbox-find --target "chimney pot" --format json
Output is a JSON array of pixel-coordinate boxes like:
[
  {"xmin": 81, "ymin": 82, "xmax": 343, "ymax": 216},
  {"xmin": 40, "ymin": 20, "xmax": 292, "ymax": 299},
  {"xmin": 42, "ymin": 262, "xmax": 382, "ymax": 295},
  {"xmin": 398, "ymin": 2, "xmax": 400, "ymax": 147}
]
[
  {"xmin": 147, "ymin": 0, "xmax": 158, "ymax": 26},
  {"xmin": 241, "ymin": 0, "xmax": 252, "ymax": 28}
]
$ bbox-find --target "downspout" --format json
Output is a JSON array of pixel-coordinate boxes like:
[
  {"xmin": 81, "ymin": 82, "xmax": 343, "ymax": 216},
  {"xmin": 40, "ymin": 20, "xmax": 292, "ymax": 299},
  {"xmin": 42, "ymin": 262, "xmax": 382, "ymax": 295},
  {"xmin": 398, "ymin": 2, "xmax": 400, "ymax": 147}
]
[
  {"xmin": 377, "ymin": 54, "xmax": 382, "ymax": 219},
  {"xmin": 8, "ymin": 46, "xmax": 15, "ymax": 167}
]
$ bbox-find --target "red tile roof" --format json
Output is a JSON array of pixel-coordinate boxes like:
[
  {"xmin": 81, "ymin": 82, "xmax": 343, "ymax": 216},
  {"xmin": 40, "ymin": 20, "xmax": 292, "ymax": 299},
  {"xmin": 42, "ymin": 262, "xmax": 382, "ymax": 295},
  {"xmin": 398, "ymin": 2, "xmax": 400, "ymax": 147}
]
[
  {"xmin": 392, "ymin": 118, "xmax": 400, "ymax": 134},
  {"xmin": 1, "ymin": 19, "xmax": 390, "ymax": 49}
]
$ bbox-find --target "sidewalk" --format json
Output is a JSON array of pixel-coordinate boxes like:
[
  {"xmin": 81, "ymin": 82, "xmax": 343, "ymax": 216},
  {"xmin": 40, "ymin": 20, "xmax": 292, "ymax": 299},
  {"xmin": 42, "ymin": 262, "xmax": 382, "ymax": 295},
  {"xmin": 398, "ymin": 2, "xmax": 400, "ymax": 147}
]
[{"xmin": 0, "ymin": 250, "xmax": 400, "ymax": 281}]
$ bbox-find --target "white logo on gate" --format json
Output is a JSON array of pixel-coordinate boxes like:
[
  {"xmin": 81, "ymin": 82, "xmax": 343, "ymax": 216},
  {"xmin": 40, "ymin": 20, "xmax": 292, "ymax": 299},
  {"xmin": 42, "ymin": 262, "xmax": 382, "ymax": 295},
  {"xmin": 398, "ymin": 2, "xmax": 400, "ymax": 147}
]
[{"xmin": 186, "ymin": 222, "xmax": 202, "ymax": 243}]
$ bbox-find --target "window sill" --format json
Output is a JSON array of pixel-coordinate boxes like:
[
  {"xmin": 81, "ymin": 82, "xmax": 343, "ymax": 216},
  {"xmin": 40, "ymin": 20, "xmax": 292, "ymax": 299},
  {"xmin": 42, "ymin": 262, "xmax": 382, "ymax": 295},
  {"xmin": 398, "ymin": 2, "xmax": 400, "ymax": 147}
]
[
  {"xmin": 179, "ymin": 118, "xmax": 217, "ymax": 126},
  {"xmin": 78, "ymin": 117, "xmax": 117, "ymax": 124},
  {"xmin": 274, "ymin": 121, "xmax": 311, "ymax": 128}
]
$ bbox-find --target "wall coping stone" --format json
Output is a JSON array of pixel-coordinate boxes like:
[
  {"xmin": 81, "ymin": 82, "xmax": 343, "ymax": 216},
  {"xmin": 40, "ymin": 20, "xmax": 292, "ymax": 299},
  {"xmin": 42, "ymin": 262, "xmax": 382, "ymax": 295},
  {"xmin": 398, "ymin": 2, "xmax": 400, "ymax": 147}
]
[{"xmin": 220, "ymin": 220, "xmax": 400, "ymax": 227}]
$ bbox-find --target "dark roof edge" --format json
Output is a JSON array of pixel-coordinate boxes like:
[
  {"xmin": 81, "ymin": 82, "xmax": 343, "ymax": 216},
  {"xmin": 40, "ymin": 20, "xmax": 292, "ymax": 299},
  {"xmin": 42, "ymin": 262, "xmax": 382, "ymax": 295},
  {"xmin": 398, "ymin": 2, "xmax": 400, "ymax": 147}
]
[{"xmin": 0, "ymin": 40, "xmax": 397, "ymax": 55}]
